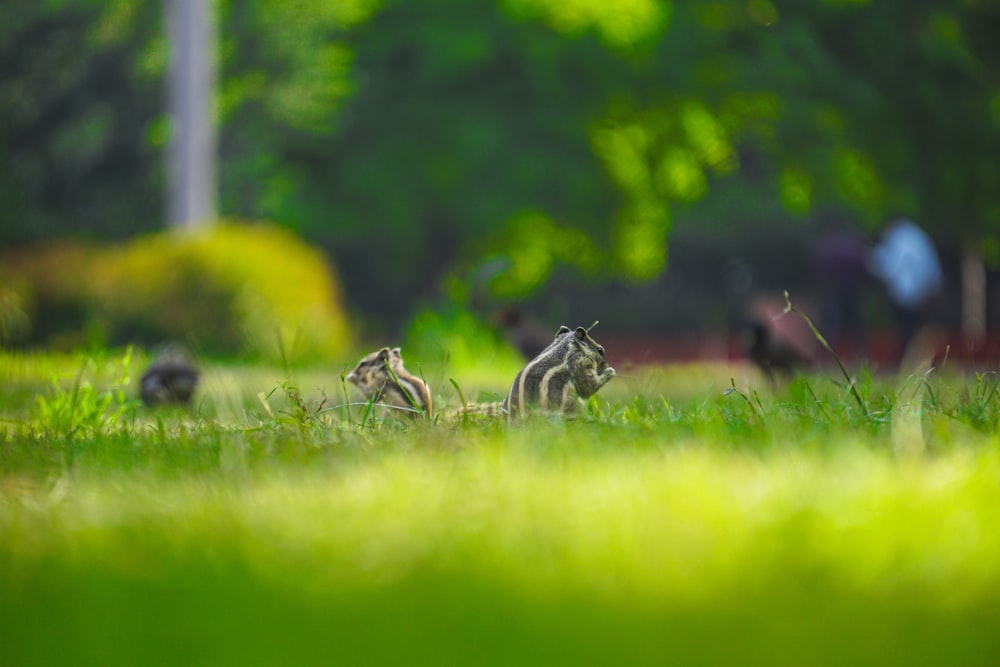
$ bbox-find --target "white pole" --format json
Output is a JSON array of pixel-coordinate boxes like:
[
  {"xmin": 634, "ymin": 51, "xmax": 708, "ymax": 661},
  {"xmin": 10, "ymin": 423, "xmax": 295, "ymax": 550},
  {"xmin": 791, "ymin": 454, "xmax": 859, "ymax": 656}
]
[{"xmin": 165, "ymin": 0, "xmax": 215, "ymax": 229}]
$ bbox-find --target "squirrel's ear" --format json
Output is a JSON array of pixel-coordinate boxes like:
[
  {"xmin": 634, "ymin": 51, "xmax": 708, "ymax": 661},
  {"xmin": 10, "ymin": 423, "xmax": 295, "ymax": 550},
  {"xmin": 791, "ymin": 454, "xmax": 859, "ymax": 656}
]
[
  {"xmin": 556, "ymin": 326, "xmax": 572, "ymax": 337},
  {"xmin": 574, "ymin": 327, "xmax": 587, "ymax": 340},
  {"xmin": 390, "ymin": 347, "xmax": 402, "ymax": 358},
  {"xmin": 378, "ymin": 347, "xmax": 391, "ymax": 359}
]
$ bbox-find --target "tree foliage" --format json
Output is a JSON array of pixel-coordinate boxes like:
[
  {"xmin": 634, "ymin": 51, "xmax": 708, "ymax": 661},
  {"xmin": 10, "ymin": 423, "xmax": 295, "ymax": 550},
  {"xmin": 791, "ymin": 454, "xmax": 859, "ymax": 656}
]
[
  {"xmin": 1, "ymin": 0, "xmax": 998, "ymax": 326},
  {"xmin": 0, "ymin": 0, "xmax": 163, "ymax": 239}
]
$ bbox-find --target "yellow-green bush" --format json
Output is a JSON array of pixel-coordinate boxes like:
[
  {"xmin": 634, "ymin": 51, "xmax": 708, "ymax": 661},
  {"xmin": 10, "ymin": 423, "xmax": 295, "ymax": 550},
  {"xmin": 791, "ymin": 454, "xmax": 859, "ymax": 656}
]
[
  {"xmin": 1, "ymin": 241, "xmax": 101, "ymax": 350},
  {"xmin": 404, "ymin": 305, "xmax": 525, "ymax": 391},
  {"xmin": 0, "ymin": 275, "xmax": 30, "ymax": 345},
  {"xmin": 3, "ymin": 223, "xmax": 351, "ymax": 362}
]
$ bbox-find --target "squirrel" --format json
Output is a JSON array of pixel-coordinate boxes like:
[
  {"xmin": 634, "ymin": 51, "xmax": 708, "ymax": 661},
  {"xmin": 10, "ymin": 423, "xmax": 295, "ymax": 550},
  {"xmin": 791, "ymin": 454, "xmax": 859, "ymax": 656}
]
[
  {"xmin": 345, "ymin": 346, "xmax": 432, "ymax": 418},
  {"xmin": 140, "ymin": 352, "xmax": 199, "ymax": 407},
  {"xmin": 502, "ymin": 325, "xmax": 615, "ymax": 418}
]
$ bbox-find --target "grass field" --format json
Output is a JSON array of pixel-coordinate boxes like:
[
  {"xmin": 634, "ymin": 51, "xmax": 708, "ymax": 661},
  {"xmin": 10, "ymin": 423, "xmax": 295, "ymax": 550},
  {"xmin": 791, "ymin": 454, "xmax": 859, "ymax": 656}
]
[{"xmin": 2, "ymin": 349, "xmax": 1000, "ymax": 665}]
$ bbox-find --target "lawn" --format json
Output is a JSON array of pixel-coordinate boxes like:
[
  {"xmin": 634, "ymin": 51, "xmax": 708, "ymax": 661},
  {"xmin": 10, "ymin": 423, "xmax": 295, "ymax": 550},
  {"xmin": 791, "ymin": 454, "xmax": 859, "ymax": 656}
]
[{"xmin": 2, "ymin": 349, "xmax": 1000, "ymax": 666}]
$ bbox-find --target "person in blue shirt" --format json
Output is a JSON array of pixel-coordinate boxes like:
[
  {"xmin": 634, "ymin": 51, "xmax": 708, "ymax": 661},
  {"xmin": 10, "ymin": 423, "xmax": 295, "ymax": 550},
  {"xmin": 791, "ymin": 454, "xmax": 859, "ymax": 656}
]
[{"xmin": 868, "ymin": 218, "xmax": 943, "ymax": 353}]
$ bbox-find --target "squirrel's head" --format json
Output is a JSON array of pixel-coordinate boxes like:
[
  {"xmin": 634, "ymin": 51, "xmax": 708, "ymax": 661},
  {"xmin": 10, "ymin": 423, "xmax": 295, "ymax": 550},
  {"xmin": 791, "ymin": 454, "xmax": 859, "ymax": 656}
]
[
  {"xmin": 566, "ymin": 326, "xmax": 607, "ymax": 370},
  {"xmin": 345, "ymin": 347, "xmax": 394, "ymax": 395}
]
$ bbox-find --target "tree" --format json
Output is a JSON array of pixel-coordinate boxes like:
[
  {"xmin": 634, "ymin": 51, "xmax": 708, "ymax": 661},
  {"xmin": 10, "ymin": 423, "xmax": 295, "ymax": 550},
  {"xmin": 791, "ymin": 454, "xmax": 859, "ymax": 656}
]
[
  {"xmin": 726, "ymin": 1, "xmax": 1000, "ymax": 341},
  {"xmin": 0, "ymin": 0, "xmax": 164, "ymax": 241},
  {"xmin": 3, "ymin": 0, "xmax": 998, "ymax": 339}
]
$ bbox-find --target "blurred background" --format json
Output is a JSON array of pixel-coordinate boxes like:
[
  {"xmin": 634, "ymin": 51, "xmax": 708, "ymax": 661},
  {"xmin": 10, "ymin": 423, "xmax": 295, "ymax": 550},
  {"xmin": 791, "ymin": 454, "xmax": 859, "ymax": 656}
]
[{"xmin": 1, "ymin": 0, "xmax": 998, "ymax": 371}]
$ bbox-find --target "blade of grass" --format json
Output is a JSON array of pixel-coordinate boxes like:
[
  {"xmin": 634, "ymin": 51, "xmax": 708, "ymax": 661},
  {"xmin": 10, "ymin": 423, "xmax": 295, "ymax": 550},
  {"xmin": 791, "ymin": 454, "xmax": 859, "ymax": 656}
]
[{"xmin": 782, "ymin": 291, "xmax": 869, "ymax": 419}]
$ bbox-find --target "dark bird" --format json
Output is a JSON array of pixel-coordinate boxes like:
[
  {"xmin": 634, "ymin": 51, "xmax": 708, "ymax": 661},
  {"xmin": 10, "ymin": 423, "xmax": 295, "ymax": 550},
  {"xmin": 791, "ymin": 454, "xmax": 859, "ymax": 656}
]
[
  {"xmin": 491, "ymin": 306, "xmax": 554, "ymax": 361},
  {"xmin": 140, "ymin": 353, "xmax": 199, "ymax": 407},
  {"xmin": 742, "ymin": 319, "xmax": 813, "ymax": 384}
]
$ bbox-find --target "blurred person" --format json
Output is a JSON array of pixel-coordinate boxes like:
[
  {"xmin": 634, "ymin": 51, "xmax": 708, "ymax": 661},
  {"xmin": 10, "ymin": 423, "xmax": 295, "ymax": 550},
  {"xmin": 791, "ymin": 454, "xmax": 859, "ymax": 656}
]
[
  {"xmin": 867, "ymin": 218, "xmax": 943, "ymax": 354},
  {"xmin": 813, "ymin": 215, "xmax": 872, "ymax": 358}
]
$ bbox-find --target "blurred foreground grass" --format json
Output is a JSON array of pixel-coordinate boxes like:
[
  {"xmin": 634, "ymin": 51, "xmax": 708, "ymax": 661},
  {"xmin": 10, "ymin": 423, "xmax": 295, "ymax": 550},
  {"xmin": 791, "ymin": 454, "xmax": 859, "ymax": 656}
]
[{"xmin": 2, "ymin": 350, "xmax": 1000, "ymax": 665}]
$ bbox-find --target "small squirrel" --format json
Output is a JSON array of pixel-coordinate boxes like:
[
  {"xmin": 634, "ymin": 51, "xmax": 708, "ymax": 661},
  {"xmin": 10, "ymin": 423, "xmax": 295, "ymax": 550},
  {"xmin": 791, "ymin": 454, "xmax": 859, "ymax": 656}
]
[
  {"xmin": 140, "ymin": 353, "xmax": 199, "ymax": 407},
  {"xmin": 502, "ymin": 325, "xmax": 616, "ymax": 418},
  {"xmin": 345, "ymin": 346, "xmax": 432, "ymax": 418}
]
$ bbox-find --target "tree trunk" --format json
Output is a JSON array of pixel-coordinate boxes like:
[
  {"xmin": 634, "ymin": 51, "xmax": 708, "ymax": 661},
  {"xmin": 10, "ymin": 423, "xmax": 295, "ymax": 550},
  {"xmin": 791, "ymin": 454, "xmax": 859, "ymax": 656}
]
[
  {"xmin": 165, "ymin": 0, "xmax": 215, "ymax": 229},
  {"xmin": 961, "ymin": 241, "xmax": 987, "ymax": 345}
]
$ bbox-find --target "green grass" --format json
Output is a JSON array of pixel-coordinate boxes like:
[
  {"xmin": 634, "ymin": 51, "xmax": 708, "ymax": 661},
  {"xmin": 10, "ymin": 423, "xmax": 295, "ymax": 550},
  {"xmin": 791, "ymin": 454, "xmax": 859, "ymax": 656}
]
[{"xmin": 2, "ymin": 349, "xmax": 1000, "ymax": 665}]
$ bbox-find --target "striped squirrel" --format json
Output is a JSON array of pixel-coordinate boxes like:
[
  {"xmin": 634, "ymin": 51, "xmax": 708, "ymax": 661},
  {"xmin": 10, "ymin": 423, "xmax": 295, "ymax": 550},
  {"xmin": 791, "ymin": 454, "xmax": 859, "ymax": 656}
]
[
  {"xmin": 502, "ymin": 325, "xmax": 615, "ymax": 418},
  {"xmin": 345, "ymin": 346, "xmax": 432, "ymax": 418}
]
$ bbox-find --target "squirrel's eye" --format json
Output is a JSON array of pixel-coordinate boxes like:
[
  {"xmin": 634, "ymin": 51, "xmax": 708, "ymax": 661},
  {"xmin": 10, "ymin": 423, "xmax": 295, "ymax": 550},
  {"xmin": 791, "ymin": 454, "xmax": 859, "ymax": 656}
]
[{"xmin": 597, "ymin": 346, "xmax": 605, "ymax": 357}]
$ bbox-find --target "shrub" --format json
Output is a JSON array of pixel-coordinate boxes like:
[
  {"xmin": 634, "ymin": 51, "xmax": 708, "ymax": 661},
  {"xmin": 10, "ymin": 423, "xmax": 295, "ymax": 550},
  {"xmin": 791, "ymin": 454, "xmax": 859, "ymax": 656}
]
[
  {"xmin": 0, "ymin": 241, "xmax": 100, "ymax": 349},
  {"xmin": 0, "ymin": 271, "xmax": 31, "ymax": 346},
  {"xmin": 405, "ymin": 305, "xmax": 524, "ymax": 388},
  {"xmin": 3, "ymin": 222, "xmax": 351, "ymax": 362}
]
